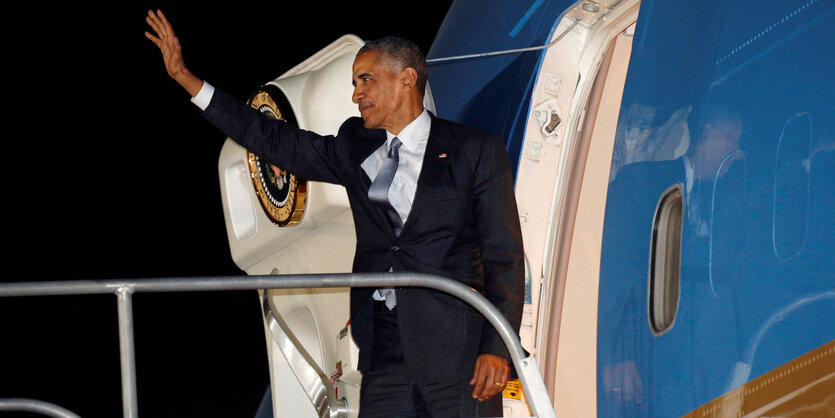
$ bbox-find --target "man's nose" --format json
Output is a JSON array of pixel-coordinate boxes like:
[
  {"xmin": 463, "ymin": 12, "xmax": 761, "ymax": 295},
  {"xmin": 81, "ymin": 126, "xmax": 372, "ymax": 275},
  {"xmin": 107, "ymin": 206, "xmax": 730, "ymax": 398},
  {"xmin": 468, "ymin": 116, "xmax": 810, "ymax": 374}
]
[{"xmin": 352, "ymin": 88, "xmax": 361, "ymax": 104}]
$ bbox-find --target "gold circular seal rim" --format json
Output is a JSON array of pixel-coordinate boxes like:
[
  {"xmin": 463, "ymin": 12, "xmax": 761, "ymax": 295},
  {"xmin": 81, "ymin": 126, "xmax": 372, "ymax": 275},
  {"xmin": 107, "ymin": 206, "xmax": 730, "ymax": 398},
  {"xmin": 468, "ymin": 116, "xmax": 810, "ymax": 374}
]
[{"xmin": 246, "ymin": 87, "xmax": 307, "ymax": 227}]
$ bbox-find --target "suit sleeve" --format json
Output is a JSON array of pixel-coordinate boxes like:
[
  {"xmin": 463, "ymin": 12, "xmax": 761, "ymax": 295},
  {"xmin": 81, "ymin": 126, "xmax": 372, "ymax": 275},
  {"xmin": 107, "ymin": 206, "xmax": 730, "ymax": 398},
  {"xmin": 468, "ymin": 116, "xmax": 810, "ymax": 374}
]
[
  {"xmin": 472, "ymin": 134, "xmax": 525, "ymax": 359},
  {"xmin": 201, "ymin": 88, "xmax": 345, "ymax": 184}
]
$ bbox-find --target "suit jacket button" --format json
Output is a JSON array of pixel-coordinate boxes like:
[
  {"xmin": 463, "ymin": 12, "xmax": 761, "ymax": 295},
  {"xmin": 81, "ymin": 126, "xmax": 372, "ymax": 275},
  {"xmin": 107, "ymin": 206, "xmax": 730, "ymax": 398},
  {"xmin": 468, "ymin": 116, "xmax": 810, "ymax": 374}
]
[{"xmin": 391, "ymin": 245, "xmax": 400, "ymax": 251}]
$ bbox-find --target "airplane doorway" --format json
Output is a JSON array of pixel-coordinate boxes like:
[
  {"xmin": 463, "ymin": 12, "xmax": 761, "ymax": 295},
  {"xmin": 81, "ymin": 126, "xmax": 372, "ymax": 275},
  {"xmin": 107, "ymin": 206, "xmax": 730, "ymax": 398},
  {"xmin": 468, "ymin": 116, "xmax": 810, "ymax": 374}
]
[{"xmin": 521, "ymin": 11, "xmax": 638, "ymax": 416}]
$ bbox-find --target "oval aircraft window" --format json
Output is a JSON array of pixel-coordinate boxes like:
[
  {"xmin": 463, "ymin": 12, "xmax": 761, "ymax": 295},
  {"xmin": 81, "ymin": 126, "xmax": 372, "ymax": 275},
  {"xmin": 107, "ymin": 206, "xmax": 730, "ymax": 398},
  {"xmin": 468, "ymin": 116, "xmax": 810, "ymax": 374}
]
[
  {"xmin": 648, "ymin": 185, "xmax": 683, "ymax": 335},
  {"xmin": 246, "ymin": 85, "xmax": 307, "ymax": 227}
]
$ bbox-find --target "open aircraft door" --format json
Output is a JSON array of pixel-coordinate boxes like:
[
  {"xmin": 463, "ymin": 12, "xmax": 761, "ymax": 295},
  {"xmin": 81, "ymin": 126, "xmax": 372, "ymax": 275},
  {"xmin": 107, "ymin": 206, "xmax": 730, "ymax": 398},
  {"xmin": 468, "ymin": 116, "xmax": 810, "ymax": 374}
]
[
  {"xmin": 217, "ymin": 35, "xmax": 435, "ymax": 418},
  {"xmin": 492, "ymin": 1, "xmax": 639, "ymax": 416}
]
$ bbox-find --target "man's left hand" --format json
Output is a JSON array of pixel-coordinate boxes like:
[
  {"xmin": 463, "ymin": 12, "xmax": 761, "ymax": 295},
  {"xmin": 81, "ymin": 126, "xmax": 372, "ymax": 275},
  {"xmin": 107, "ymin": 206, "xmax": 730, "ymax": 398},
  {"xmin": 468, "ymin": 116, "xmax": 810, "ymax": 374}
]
[{"xmin": 469, "ymin": 353, "xmax": 510, "ymax": 401}]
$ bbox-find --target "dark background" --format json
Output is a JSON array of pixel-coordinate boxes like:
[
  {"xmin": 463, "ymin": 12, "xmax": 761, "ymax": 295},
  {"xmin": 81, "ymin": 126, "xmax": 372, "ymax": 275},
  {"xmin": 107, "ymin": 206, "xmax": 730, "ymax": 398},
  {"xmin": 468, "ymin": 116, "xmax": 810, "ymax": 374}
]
[{"xmin": 2, "ymin": 3, "xmax": 451, "ymax": 417}]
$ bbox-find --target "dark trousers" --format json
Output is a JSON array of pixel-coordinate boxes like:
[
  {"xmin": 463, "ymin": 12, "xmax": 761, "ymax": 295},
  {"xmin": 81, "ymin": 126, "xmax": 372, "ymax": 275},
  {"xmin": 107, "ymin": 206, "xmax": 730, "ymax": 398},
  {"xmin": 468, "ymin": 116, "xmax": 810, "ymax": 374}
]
[{"xmin": 358, "ymin": 302, "xmax": 503, "ymax": 418}]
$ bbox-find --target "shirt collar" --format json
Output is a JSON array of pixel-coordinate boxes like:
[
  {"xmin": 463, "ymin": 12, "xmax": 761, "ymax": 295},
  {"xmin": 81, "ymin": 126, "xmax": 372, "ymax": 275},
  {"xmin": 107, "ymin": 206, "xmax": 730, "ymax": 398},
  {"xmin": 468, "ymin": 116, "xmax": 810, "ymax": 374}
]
[{"xmin": 386, "ymin": 109, "xmax": 430, "ymax": 153}]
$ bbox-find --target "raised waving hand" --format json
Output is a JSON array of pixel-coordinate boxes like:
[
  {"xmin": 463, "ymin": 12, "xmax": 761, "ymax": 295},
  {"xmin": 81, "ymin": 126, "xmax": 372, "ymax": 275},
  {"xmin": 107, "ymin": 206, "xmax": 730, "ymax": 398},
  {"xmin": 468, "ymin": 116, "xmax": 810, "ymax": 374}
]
[{"xmin": 145, "ymin": 9, "xmax": 202, "ymax": 97}]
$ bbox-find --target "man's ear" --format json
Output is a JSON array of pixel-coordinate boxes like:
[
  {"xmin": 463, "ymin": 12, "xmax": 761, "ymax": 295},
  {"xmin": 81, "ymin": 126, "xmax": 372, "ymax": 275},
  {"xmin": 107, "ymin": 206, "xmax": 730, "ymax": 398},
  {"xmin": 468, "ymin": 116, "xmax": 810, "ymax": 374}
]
[{"xmin": 400, "ymin": 67, "xmax": 419, "ymax": 89}]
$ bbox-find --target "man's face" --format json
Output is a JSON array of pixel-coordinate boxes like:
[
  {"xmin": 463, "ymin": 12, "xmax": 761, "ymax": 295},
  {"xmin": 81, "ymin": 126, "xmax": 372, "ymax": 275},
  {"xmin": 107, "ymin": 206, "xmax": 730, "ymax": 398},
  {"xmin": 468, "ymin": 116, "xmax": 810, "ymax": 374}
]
[{"xmin": 352, "ymin": 51, "xmax": 405, "ymax": 131}]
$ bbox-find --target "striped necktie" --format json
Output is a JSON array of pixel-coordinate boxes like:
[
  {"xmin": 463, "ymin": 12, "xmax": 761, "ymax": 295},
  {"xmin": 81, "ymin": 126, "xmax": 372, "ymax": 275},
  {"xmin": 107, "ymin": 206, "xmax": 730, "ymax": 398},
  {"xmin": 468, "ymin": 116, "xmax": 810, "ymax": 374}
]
[
  {"xmin": 368, "ymin": 137, "xmax": 403, "ymax": 310},
  {"xmin": 368, "ymin": 137, "xmax": 404, "ymax": 236}
]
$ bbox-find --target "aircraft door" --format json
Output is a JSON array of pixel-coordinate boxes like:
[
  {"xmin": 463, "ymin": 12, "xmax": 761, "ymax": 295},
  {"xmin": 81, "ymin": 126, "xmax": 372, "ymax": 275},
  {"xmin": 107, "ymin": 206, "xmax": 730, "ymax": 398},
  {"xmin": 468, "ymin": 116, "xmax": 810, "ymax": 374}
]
[{"xmin": 511, "ymin": 2, "xmax": 639, "ymax": 416}]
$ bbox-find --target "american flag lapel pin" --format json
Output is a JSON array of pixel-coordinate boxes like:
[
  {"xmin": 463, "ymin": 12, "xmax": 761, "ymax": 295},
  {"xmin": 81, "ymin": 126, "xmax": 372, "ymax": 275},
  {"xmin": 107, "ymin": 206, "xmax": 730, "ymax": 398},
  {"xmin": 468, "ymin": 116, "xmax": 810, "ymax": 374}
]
[{"xmin": 438, "ymin": 153, "xmax": 447, "ymax": 158}]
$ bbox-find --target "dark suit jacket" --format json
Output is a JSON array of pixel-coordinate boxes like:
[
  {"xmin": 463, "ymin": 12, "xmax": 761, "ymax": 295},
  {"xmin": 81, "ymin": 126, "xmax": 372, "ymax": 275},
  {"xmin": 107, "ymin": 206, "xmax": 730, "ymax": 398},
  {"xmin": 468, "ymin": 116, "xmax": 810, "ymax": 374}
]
[{"xmin": 203, "ymin": 88, "xmax": 524, "ymax": 383}]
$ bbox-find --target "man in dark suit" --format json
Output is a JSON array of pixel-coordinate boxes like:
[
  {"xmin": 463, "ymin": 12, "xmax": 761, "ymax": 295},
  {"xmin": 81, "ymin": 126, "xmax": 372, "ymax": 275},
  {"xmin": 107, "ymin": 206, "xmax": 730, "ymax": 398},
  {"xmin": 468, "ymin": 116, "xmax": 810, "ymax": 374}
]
[{"xmin": 146, "ymin": 9, "xmax": 524, "ymax": 417}]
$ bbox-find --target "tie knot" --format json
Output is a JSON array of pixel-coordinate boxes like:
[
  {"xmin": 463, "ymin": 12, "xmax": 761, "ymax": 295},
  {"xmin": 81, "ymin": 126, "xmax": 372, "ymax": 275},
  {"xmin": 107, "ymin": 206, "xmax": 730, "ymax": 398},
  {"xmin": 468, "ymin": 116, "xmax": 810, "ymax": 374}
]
[{"xmin": 388, "ymin": 137, "xmax": 402, "ymax": 158}]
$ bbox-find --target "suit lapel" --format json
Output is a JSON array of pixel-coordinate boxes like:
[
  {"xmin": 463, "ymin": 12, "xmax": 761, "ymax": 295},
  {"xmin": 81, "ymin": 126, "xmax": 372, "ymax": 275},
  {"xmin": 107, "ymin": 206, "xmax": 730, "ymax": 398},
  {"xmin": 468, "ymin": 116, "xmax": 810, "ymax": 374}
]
[
  {"xmin": 348, "ymin": 126, "xmax": 402, "ymax": 236},
  {"xmin": 350, "ymin": 128, "xmax": 387, "ymax": 190},
  {"xmin": 400, "ymin": 114, "xmax": 453, "ymax": 236}
]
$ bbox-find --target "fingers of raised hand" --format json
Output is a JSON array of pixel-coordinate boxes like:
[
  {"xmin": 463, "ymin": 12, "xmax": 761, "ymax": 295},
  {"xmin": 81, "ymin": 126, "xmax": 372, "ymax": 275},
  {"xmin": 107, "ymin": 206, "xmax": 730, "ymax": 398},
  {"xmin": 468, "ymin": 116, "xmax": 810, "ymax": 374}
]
[
  {"xmin": 145, "ymin": 11, "xmax": 161, "ymax": 36},
  {"xmin": 145, "ymin": 10, "xmax": 175, "ymax": 41}
]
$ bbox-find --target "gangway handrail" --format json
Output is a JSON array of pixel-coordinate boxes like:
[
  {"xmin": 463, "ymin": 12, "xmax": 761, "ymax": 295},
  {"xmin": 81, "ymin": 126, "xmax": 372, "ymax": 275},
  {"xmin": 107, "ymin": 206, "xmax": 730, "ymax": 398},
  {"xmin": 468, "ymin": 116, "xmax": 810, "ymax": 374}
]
[
  {"xmin": 0, "ymin": 273, "xmax": 556, "ymax": 418},
  {"xmin": 0, "ymin": 398, "xmax": 82, "ymax": 418}
]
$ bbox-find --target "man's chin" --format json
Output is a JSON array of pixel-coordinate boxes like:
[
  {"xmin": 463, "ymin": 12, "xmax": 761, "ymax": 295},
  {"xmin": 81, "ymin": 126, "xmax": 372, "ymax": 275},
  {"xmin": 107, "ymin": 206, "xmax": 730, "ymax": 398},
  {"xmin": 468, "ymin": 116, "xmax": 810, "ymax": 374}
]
[{"xmin": 361, "ymin": 117, "xmax": 379, "ymax": 130}]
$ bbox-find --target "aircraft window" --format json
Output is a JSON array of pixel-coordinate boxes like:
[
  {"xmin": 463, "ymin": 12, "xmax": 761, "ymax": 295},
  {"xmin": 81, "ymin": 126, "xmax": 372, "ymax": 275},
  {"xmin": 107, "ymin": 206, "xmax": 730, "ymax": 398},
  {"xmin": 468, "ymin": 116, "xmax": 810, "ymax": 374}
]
[{"xmin": 649, "ymin": 185, "xmax": 683, "ymax": 335}]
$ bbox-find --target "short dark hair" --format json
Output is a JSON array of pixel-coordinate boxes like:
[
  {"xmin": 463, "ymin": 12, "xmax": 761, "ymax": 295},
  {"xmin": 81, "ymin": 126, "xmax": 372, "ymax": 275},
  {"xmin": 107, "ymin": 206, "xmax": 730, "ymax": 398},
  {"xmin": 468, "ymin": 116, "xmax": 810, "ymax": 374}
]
[{"xmin": 358, "ymin": 36, "xmax": 428, "ymax": 95}]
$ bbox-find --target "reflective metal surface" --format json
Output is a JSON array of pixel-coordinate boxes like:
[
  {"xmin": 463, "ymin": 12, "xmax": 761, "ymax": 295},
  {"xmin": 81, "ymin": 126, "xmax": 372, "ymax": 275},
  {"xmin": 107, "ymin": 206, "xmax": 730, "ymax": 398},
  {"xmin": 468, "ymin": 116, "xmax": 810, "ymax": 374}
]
[
  {"xmin": 598, "ymin": 0, "xmax": 835, "ymax": 415},
  {"xmin": 0, "ymin": 398, "xmax": 82, "ymax": 418}
]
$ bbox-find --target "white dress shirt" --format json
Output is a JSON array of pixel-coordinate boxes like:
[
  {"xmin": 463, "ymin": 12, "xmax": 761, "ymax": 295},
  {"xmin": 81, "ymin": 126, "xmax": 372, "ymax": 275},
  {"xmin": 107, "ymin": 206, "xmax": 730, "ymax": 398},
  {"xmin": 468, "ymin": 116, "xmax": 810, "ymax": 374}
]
[
  {"xmin": 191, "ymin": 81, "xmax": 215, "ymax": 110},
  {"xmin": 360, "ymin": 109, "xmax": 431, "ymax": 226},
  {"xmin": 362, "ymin": 110, "xmax": 430, "ymax": 306}
]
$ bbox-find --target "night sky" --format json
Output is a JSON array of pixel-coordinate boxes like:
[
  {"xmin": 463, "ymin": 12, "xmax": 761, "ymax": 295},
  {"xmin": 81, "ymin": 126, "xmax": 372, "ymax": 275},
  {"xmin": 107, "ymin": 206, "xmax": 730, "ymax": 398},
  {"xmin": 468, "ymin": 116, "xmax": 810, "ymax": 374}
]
[{"xmin": 2, "ymin": 3, "xmax": 451, "ymax": 417}]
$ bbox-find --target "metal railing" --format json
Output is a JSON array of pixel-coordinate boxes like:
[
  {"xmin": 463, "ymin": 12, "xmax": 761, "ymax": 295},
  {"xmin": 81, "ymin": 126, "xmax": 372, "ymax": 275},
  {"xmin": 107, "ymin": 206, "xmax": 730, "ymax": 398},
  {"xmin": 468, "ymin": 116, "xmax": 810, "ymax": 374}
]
[
  {"xmin": 0, "ymin": 398, "xmax": 82, "ymax": 418},
  {"xmin": 0, "ymin": 273, "xmax": 556, "ymax": 418}
]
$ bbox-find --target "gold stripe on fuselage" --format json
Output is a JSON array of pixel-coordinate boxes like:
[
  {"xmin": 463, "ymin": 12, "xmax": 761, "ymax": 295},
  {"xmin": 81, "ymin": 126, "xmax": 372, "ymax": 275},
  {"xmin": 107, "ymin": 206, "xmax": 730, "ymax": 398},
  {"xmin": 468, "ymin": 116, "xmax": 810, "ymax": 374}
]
[{"xmin": 684, "ymin": 340, "xmax": 835, "ymax": 417}]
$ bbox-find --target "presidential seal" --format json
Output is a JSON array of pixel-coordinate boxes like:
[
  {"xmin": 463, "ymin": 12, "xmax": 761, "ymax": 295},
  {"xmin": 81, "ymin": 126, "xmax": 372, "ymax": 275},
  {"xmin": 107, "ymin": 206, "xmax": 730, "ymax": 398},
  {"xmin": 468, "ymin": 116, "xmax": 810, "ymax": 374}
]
[{"xmin": 246, "ymin": 85, "xmax": 307, "ymax": 226}]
